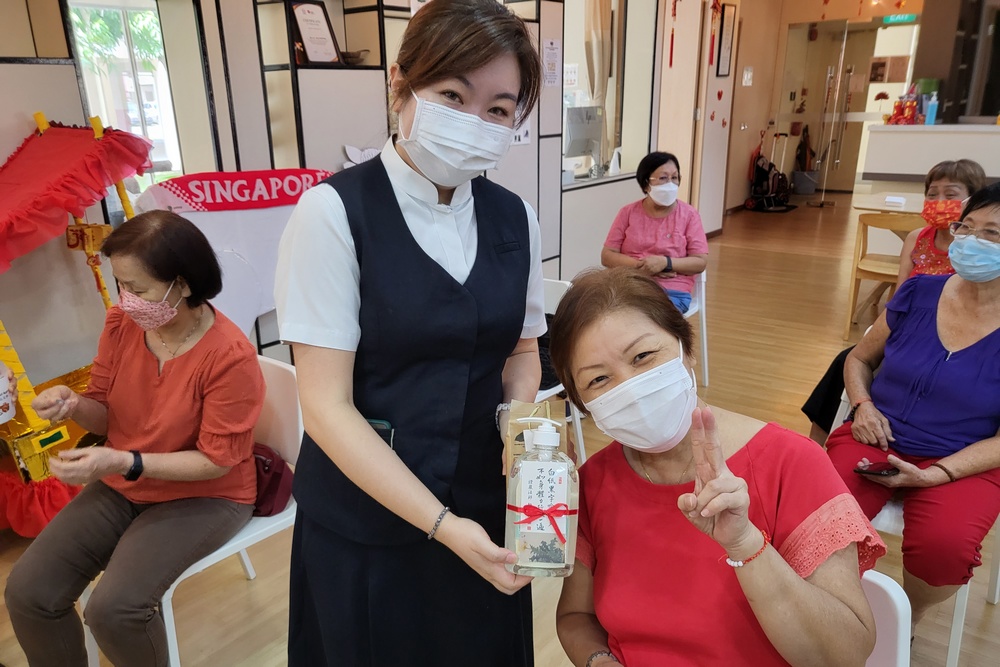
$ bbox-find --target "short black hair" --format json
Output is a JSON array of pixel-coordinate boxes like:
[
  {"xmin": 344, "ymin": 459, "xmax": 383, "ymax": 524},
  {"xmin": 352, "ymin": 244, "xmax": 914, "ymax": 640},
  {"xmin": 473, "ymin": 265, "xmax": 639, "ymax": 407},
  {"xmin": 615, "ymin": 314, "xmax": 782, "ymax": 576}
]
[
  {"xmin": 961, "ymin": 181, "xmax": 1000, "ymax": 221},
  {"xmin": 101, "ymin": 210, "xmax": 222, "ymax": 307},
  {"xmin": 636, "ymin": 151, "xmax": 681, "ymax": 193}
]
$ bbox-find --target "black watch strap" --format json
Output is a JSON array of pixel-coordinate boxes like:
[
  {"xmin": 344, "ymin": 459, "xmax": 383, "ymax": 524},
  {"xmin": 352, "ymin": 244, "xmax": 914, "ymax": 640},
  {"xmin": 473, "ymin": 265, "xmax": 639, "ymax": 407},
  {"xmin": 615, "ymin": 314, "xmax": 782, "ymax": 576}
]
[
  {"xmin": 123, "ymin": 450, "xmax": 143, "ymax": 481},
  {"xmin": 665, "ymin": 256, "xmax": 673, "ymax": 272}
]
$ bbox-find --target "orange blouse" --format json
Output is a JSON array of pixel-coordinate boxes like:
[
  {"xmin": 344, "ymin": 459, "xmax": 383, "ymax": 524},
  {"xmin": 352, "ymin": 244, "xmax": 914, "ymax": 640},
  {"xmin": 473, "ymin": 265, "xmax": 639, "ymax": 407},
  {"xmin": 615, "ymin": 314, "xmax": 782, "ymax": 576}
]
[{"xmin": 84, "ymin": 306, "xmax": 264, "ymax": 504}]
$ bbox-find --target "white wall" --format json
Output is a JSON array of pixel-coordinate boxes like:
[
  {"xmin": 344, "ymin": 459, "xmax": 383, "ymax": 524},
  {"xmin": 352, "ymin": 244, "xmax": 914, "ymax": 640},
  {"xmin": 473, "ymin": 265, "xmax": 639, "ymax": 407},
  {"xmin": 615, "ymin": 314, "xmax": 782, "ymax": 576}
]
[
  {"xmin": 218, "ymin": 0, "xmax": 272, "ymax": 170},
  {"xmin": 655, "ymin": 0, "xmax": 702, "ymax": 203},
  {"xmin": 0, "ymin": 63, "xmax": 111, "ymax": 383},
  {"xmin": 561, "ymin": 178, "xmax": 639, "ymax": 281},
  {"xmin": 693, "ymin": 1, "xmax": 739, "ymax": 234}
]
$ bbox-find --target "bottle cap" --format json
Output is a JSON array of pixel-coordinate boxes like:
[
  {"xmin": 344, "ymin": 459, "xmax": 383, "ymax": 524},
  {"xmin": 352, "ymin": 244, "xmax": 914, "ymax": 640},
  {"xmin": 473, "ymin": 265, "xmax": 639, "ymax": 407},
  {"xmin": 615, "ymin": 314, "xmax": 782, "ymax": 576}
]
[{"xmin": 516, "ymin": 417, "xmax": 561, "ymax": 448}]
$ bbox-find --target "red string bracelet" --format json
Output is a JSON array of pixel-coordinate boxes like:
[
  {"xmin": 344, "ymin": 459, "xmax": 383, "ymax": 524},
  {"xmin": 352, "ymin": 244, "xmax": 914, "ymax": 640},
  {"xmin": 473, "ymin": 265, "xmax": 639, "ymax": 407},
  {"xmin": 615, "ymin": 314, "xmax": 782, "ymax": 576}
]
[{"xmin": 725, "ymin": 530, "xmax": 770, "ymax": 568}]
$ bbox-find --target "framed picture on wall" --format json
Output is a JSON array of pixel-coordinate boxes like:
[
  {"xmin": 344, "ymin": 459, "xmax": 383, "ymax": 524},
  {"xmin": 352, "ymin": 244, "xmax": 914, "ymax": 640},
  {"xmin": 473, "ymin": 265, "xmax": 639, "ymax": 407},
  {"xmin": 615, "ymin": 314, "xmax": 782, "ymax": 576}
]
[
  {"xmin": 290, "ymin": 1, "xmax": 342, "ymax": 67},
  {"xmin": 716, "ymin": 3, "xmax": 736, "ymax": 77}
]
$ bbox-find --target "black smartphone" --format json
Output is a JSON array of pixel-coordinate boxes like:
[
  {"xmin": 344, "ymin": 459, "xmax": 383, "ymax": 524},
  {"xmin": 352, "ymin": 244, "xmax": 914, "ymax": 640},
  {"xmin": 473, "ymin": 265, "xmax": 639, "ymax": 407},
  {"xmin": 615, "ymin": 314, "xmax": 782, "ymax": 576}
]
[
  {"xmin": 367, "ymin": 419, "xmax": 395, "ymax": 448},
  {"xmin": 854, "ymin": 462, "xmax": 899, "ymax": 477}
]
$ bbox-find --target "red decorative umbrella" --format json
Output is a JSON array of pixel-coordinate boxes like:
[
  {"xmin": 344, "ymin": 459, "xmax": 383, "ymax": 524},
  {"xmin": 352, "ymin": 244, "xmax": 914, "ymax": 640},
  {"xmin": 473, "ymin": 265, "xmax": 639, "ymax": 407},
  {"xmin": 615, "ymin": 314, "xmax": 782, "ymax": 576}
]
[{"xmin": 0, "ymin": 122, "xmax": 151, "ymax": 273}]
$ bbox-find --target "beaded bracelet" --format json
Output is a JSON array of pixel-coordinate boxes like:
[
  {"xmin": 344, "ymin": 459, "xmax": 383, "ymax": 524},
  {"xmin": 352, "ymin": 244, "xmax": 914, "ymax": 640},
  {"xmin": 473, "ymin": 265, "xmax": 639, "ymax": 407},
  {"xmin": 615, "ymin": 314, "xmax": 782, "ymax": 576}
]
[
  {"xmin": 726, "ymin": 530, "xmax": 771, "ymax": 568},
  {"xmin": 427, "ymin": 506, "xmax": 450, "ymax": 541},
  {"xmin": 495, "ymin": 402, "xmax": 512, "ymax": 431},
  {"xmin": 846, "ymin": 397, "xmax": 873, "ymax": 422},
  {"xmin": 585, "ymin": 649, "xmax": 619, "ymax": 667},
  {"xmin": 931, "ymin": 462, "xmax": 957, "ymax": 483}
]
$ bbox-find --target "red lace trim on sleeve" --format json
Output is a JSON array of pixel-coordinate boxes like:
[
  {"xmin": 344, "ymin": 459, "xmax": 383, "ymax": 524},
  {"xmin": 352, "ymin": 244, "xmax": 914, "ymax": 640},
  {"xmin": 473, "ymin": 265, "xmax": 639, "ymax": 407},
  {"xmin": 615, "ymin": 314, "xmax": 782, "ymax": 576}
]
[{"xmin": 777, "ymin": 493, "xmax": 886, "ymax": 578}]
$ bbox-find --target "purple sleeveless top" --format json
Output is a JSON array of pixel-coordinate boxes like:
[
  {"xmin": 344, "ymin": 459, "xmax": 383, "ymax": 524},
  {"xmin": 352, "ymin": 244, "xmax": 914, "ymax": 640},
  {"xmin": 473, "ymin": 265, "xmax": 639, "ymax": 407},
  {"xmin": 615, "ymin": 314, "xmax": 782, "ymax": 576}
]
[{"xmin": 872, "ymin": 275, "xmax": 1000, "ymax": 457}]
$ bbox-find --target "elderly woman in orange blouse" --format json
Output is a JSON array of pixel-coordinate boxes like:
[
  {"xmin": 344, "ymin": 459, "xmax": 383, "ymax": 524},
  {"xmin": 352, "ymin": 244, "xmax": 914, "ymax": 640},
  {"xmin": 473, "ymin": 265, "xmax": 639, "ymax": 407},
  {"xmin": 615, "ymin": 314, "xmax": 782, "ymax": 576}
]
[{"xmin": 5, "ymin": 211, "xmax": 264, "ymax": 667}]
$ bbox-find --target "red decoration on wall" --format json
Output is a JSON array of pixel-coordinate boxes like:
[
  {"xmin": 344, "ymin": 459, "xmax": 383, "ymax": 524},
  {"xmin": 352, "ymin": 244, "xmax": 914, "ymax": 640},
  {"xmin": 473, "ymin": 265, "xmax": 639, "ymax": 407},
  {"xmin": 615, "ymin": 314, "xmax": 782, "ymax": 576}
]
[
  {"xmin": 669, "ymin": 0, "xmax": 681, "ymax": 68},
  {"xmin": 709, "ymin": 1, "xmax": 722, "ymax": 66},
  {"xmin": 722, "ymin": 118, "xmax": 728, "ymax": 128},
  {"xmin": 717, "ymin": 90, "xmax": 724, "ymax": 100},
  {"xmin": 710, "ymin": 111, "xmax": 716, "ymax": 121}
]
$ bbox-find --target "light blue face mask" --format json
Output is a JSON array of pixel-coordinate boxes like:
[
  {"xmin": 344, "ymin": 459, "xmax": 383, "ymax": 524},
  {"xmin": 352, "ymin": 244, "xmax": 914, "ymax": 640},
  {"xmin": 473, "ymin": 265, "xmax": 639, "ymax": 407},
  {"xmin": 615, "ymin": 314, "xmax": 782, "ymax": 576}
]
[{"xmin": 948, "ymin": 235, "xmax": 1000, "ymax": 283}]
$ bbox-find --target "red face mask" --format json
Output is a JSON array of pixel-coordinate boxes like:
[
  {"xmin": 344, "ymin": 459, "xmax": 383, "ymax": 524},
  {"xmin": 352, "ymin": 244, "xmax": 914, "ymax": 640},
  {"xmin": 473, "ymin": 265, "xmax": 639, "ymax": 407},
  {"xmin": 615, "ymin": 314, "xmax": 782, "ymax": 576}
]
[{"xmin": 921, "ymin": 198, "xmax": 965, "ymax": 229}]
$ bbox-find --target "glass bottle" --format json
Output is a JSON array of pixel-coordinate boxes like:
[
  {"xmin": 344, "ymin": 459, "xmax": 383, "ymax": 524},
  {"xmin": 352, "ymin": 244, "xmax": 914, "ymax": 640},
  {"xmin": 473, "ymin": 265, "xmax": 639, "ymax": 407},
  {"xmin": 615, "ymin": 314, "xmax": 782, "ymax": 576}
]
[{"xmin": 505, "ymin": 417, "xmax": 579, "ymax": 577}]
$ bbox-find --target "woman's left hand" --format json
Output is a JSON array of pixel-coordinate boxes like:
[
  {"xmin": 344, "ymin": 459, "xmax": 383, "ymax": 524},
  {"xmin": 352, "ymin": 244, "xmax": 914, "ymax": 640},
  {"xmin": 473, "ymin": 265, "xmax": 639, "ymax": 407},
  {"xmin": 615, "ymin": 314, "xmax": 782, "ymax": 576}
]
[
  {"xmin": 678, "ymin": 407, "xmax": 758, "ymax": 554},
  {"xmin": 48, "ymin": 447, "xmax": 130, "ymax": 486},
  {"xmin": 637, "ymin": 255, "xmax": 669, "ymax": 275},
  {"xmin": 856, "ymin": 454, "xmax": 942, "ymax": 488}
]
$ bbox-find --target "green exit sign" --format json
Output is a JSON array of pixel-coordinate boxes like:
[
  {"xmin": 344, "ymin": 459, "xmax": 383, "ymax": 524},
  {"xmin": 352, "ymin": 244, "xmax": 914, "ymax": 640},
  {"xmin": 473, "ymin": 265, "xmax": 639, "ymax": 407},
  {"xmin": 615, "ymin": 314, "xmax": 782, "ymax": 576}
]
[{"xmin": 883, "ymin": 14, "xmax": 918, "ymax": 25}]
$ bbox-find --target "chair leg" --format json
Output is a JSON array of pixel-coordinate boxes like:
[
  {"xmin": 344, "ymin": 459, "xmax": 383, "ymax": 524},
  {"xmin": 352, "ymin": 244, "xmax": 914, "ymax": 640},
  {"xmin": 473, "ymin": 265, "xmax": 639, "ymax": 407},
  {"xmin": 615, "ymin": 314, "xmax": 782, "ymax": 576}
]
[
  {"xmin": 238, "ymin": 549, "xmax": 257, "ymax": 580},
  {"xmin": 161, "ymin": 589, "xmax": 182, "ymax": 667},
  {"xmin": 699, "ymin": 307, "xmax": 709, "ymax": 387},
  {"xmin": 988, "ymin": 525, "xmax": 1000, "ymax": 605},
  {"xmin": 570, "ymin": 404, "xmax": 587, "ymax": 465},
  {"xmin": 946, "ymin": 583, "xmax": 970, "ymax": 667},
  {"xmin": 79, "ymin": 584, "xmax": 101, "ymax": 667},
  {"xmin": 844, "ymin": 278, "xmax": 862, "ymax": 340}
]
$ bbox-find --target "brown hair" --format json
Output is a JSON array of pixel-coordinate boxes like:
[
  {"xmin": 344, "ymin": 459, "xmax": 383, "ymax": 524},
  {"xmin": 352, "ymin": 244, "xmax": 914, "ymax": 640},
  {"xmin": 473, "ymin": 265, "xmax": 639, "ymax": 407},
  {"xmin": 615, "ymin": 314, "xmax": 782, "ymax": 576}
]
[
  {"xmin": 924, "ymin": 159, "xmax": 987, "ymax": 196},
  {"xmin": 102, "ymin": 210, "xmax": 222, "ymax": 307},
  {"xmin": 549, "ymin": 268, "xmax": 695, "ymax": 411},
  {"xmin": 392, "ymin": 0, "xmax": 541, "ymax": 125}
]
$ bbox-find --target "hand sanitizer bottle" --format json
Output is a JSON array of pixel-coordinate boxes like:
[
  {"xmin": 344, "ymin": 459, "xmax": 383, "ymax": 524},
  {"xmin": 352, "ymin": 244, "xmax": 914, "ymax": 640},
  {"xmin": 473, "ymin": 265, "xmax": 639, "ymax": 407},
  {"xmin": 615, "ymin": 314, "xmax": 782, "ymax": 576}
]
[
  {"xmin": 924, "ymin": 92, "xmax": 938, "ymax": 125},
  {"xmin": 505, "ymin": 417, "xmax": 579, "ymax": 577}
]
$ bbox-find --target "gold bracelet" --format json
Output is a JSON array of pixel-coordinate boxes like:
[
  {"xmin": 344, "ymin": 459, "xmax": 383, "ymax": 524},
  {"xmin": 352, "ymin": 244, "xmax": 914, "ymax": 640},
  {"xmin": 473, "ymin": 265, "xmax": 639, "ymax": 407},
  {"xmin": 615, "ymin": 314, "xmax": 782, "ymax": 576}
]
[{"xmin": 930, "ymin": 462, "xmax": 957, "ymax": 483}]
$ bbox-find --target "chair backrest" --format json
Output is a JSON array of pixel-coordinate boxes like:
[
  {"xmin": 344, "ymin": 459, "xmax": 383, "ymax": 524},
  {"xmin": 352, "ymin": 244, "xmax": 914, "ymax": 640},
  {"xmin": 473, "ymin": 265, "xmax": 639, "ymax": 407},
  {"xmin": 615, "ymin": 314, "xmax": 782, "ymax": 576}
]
[
  {"xmin": 255, "ymin": 355, "xmax": 304, "ymax": 466},
  {"xmin": 543, "ymin": 279, "xmax": 573, "ymax": 315},
  {"xmin": 855, "ymin": 213, "xmax": 925, "ymax": 259},
  {"xmin": 862, "ymin": 570, "xmax": 912, "ymax": 667}
]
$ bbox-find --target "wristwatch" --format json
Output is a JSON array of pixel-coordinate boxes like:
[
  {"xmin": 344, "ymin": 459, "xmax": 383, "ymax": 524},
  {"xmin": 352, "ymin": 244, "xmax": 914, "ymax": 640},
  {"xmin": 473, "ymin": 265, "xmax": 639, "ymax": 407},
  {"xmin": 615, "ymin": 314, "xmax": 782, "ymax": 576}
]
[
  {"xmin": 123, "ymin": 450, "xmax": 143, "ymax": 481},
  {"xmin": 665, "ymin": 256, "xmax": 673, "ymax": 272}
]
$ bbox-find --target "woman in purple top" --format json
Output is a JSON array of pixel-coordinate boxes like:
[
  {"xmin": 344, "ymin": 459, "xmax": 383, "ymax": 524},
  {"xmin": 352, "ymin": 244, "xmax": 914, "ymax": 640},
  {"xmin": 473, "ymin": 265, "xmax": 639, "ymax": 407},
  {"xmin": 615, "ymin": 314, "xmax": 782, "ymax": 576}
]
[
  {"xmin": 826, "ymin": 182, "xmax": 1000, "ymax": 634},
  {"xmin": 601, "ymin": 152, "xmax": 709, "ymax": 313}
]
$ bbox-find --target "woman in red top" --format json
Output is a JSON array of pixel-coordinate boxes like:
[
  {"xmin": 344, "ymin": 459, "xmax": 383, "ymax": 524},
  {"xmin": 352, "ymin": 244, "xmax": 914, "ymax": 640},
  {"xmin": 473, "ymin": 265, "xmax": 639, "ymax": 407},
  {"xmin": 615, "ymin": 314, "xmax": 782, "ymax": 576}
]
[
  {"xmin": 549, "ymin": 268, "xmax": 885, "ymax": 667},
  {"xmin": 5, "ymin": 211, "xmax": 264, "ymax": 667}
]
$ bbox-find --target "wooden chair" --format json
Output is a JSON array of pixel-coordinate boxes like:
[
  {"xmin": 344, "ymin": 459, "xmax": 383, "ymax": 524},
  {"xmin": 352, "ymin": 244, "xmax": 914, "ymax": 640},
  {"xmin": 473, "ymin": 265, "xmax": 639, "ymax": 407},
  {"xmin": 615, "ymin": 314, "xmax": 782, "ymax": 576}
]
[{"xmin": 843, "ymin": 213, "xmax": 924, "ymax": 339}]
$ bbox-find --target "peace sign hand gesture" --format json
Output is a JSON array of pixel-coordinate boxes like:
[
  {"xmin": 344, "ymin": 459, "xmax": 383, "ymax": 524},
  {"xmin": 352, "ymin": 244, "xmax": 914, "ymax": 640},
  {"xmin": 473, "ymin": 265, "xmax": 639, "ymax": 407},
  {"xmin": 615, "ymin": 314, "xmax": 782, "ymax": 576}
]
[{"xmin": 677, "ymin": 407, "xmax": 759, "ymax": 556}]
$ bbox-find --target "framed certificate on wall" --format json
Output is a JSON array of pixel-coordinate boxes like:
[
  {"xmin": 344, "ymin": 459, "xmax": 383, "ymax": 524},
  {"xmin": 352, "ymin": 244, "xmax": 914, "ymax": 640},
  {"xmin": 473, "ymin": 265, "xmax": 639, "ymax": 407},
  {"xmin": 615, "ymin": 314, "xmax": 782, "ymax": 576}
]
[
  {"xmin": 291, "ymin": 1, "xmax": 342, "ymax": 66},
  {"xmin": 717, "ymin": 3, "xmax": 737, "ymax": 78}
]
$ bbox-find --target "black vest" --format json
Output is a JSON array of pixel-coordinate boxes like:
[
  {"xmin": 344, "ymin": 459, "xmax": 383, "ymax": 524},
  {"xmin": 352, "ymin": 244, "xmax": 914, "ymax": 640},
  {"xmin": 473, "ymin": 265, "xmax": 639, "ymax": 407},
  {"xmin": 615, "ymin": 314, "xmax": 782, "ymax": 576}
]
[{"xmin": 294, "ymin": 159, "xmax": 531, "ymax": 545}]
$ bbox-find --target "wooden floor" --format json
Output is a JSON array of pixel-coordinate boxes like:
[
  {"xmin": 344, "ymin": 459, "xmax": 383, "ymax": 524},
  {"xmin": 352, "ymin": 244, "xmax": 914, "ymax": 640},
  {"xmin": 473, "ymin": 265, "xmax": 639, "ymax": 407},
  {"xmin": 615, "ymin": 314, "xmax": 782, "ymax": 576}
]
[{"xmin": 2, "ymin": 192, "xmax": 998, "ymax": 665}]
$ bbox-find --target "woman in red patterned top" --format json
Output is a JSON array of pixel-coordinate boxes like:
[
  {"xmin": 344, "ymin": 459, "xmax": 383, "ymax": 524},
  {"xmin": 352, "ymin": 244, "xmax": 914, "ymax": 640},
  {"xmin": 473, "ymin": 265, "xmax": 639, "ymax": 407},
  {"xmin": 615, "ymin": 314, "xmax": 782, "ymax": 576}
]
[
  {"xmin": 549, "ymin": 268, "xmax": 885, "ymax": 667},
  {"xmin": 896, "ymin": 159, "xmax": 986, "ymax": 284}
]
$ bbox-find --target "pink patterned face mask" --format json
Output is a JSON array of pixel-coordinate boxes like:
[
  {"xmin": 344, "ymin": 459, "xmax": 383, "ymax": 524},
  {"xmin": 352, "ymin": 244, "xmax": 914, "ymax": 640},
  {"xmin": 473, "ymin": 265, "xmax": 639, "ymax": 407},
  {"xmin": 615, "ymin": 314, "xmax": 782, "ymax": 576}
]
[{"xmin": 118, "ymin": 279, "xmax": 182, "ymax": 330}]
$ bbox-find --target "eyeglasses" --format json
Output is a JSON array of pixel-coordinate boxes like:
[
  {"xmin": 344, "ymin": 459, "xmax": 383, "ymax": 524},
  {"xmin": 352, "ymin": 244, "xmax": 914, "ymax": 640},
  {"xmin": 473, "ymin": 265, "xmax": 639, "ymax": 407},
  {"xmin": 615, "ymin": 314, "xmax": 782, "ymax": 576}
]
[
  {"xmin": 949, "ymin": 221, "xmax": 1000, "ymax": 244},
  {"xmin": 649, "ymin": 176, "xmax": 681, "ymax": 185}
]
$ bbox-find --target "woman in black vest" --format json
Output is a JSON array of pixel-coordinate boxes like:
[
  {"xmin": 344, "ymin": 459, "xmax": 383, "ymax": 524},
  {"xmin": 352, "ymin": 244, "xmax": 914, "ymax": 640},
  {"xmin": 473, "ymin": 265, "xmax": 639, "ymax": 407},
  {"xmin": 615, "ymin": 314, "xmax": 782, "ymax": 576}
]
[{"xmin": 274, "ymin": 1, "xmax": 544, "ymax": 664}]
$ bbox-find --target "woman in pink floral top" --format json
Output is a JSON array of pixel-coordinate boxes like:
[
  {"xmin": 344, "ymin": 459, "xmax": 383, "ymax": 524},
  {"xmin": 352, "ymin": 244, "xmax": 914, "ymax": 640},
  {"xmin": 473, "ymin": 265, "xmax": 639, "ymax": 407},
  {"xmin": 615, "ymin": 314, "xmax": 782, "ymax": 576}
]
[{"xmin": 601, "ymin": 152, "xmax": 709, "ymax": 313}]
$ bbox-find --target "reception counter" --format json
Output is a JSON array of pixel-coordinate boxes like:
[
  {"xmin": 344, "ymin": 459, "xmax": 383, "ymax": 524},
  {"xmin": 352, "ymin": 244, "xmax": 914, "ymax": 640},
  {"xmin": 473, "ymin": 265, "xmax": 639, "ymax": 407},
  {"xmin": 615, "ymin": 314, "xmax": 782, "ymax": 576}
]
[{"xmin": 862, "ymin": 124, "xmax": 1000, "ymax": 187}]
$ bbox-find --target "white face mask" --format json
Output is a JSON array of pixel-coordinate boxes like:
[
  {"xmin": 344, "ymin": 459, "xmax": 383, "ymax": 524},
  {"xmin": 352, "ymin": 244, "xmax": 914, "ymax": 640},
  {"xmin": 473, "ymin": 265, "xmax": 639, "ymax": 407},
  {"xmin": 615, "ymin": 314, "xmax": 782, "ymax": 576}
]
[
  {"xmin": 583, "ymin": 339, "xmax": 698, "ymax": 453},
  {"xmin": 648, "ymin": 182, "xmax": 679, "ymax": 207},
  {"xmin": 397, "ymin": 93, "xmax": 515, "ymax": 188}
]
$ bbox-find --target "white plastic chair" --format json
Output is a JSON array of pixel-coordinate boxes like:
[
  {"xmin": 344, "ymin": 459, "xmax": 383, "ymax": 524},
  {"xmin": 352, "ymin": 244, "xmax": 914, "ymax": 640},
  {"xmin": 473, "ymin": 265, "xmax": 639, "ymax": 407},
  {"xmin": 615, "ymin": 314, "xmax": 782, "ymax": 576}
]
[
  {"xmin": 862, "ymin": 569, "xmax": 911, "ymax": 666},
  {"xmin": 537, "ymin": 279, "xmax": 587, "ymax": 464},
  {"xmin": 81, "ymin": 355, "xmax": 303, "ymax": 667},
  {"xmin": 684, "ymin": 271, "xmax": 709, "ymax": 387},
  {"xmin": 831, "ymin": 392, "xmax": 1000, "ymax": 667}
]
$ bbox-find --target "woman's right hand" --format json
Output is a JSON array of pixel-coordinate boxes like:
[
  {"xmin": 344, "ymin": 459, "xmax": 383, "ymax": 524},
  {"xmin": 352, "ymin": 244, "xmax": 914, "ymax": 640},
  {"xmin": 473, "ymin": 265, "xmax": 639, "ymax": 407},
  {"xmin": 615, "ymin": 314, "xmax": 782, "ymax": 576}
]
[
  {"xmin": 4, "ymin": 365, "xmax": 15, "ymax": 398},
  {"xmin": 434, "ymin": 513, "xmax": 532, "ymax": 595},
  {"xmin": 32, "ymin": 385, "xmax": 79, "ymax": 422},
  {"xmin": 850, "ymin": 402, "xmax": 895, "ymax": 450}
]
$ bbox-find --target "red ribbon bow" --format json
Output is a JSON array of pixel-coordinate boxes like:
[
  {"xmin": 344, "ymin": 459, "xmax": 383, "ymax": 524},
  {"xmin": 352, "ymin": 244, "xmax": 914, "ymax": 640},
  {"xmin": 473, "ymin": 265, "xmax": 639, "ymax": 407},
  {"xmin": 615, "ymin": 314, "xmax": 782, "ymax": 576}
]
[{"xmin": 506, "ymin": 503, "xmax": 578, "ymax": 544}]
